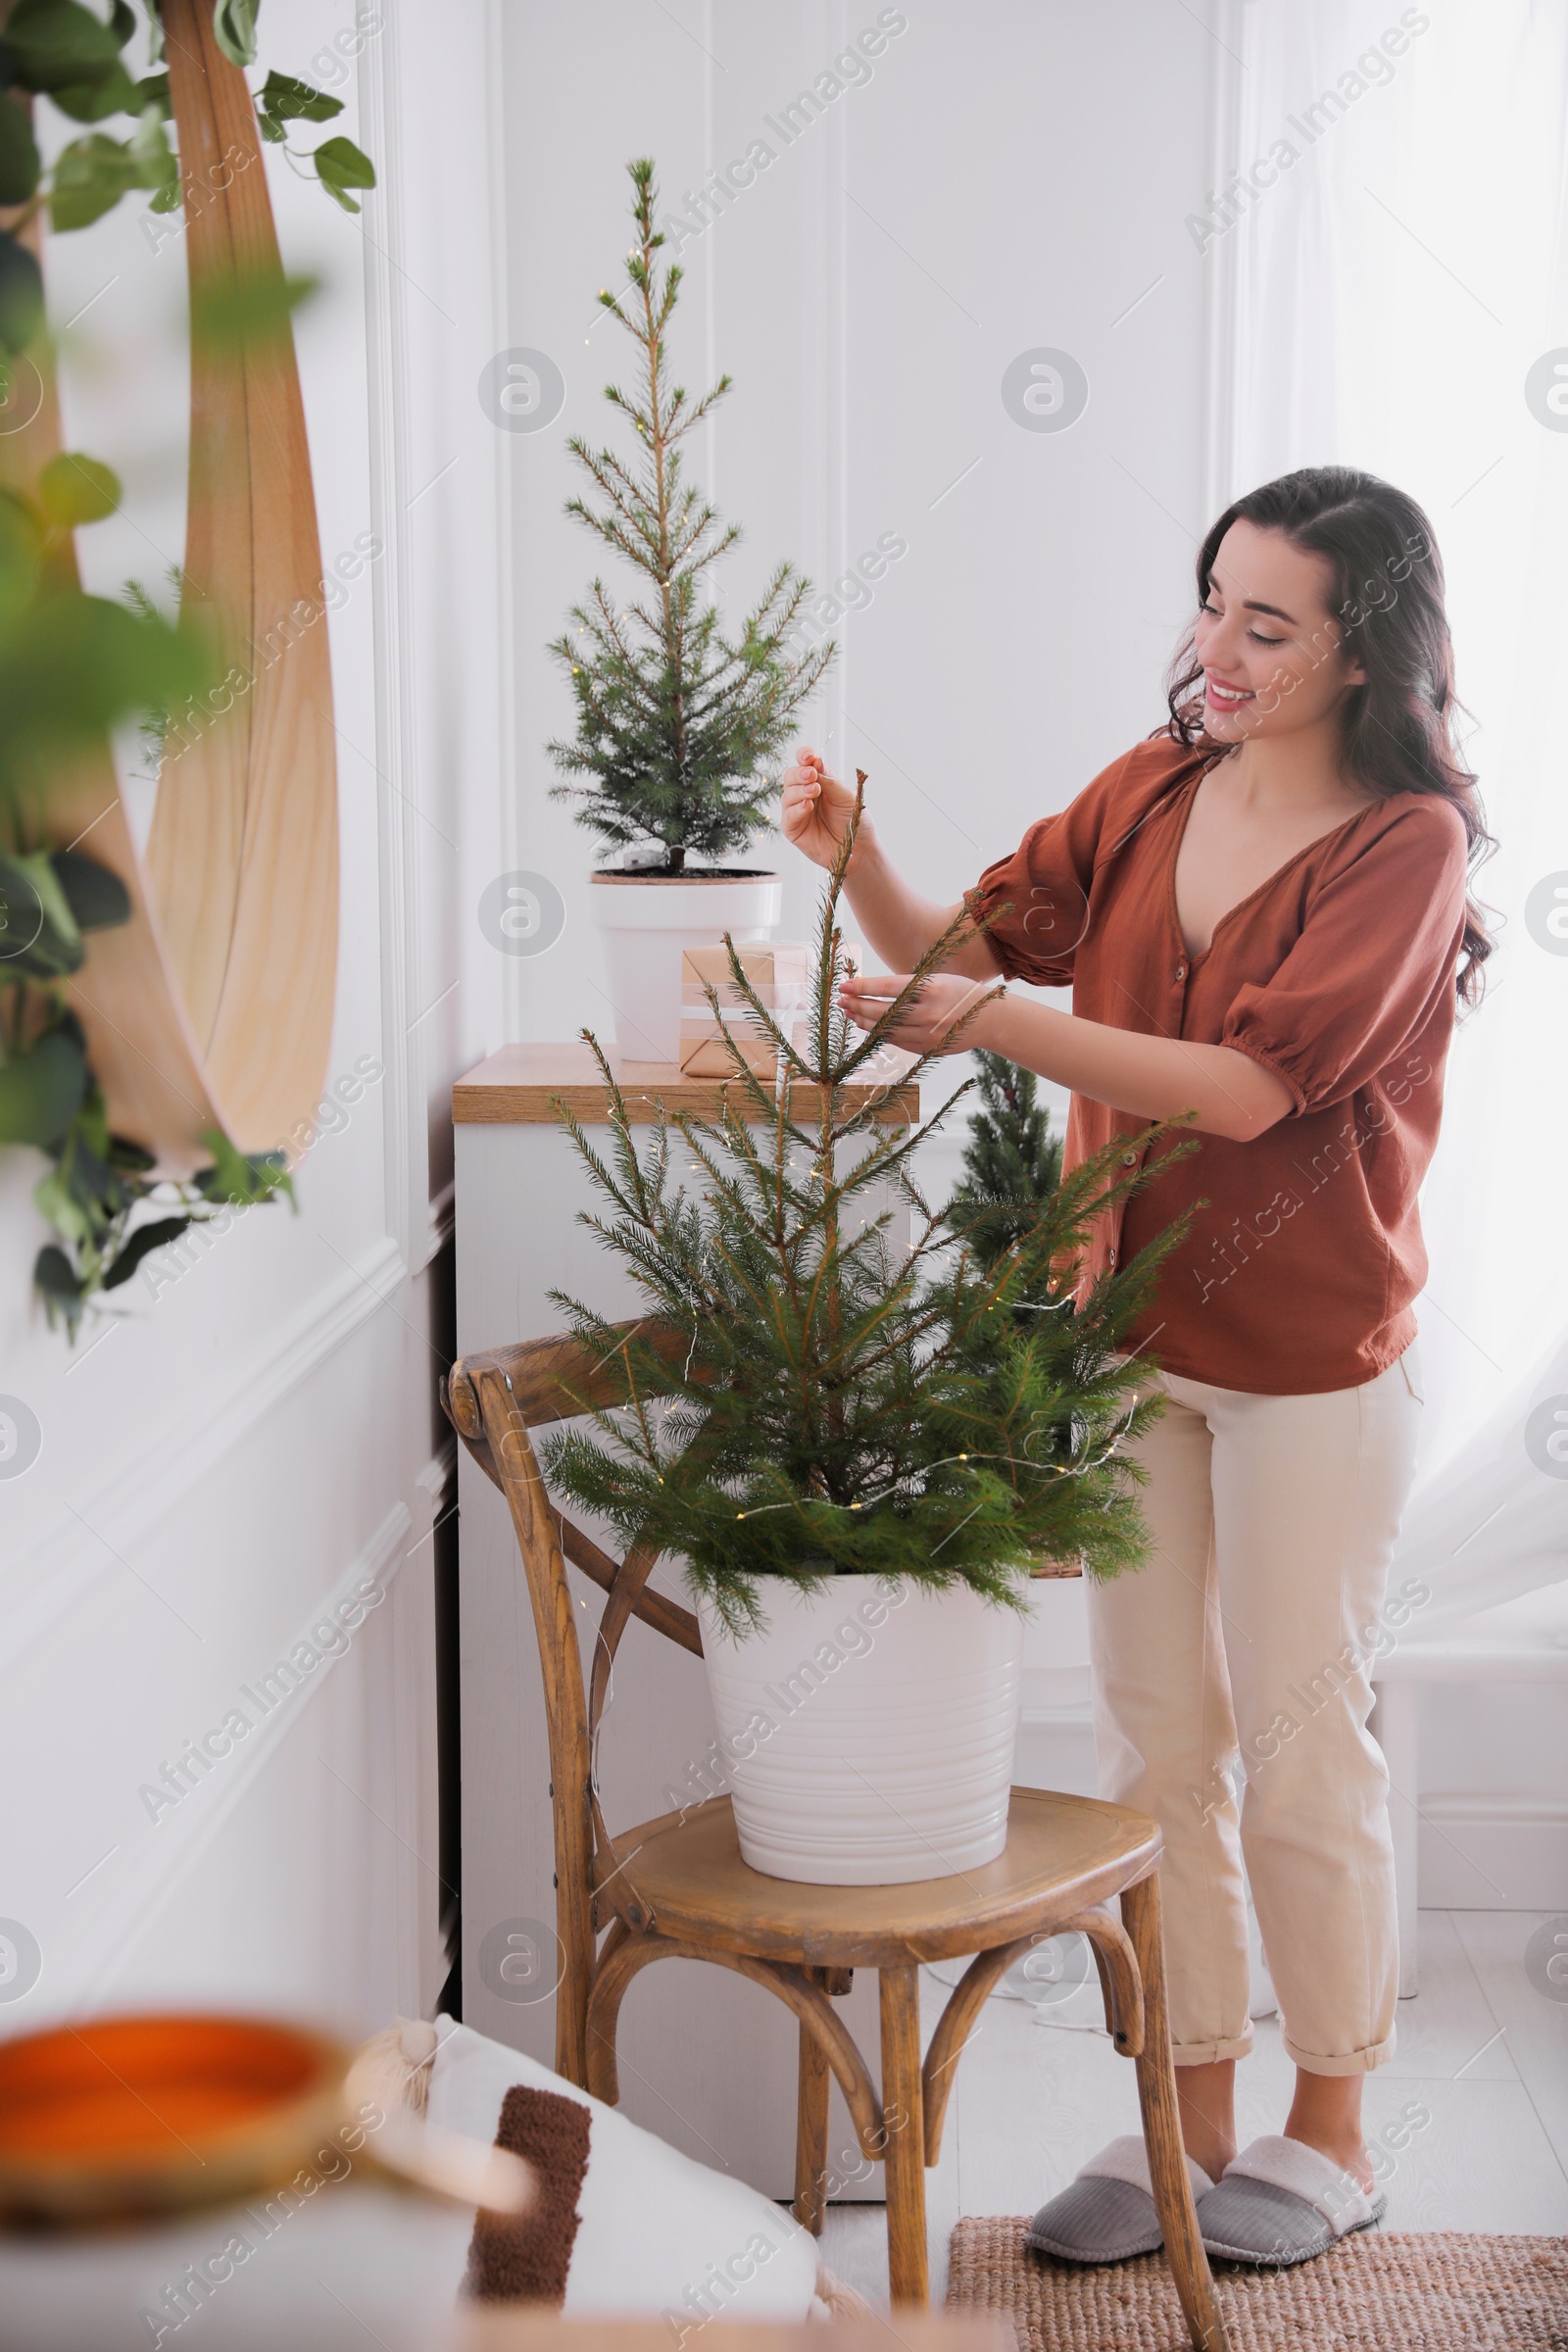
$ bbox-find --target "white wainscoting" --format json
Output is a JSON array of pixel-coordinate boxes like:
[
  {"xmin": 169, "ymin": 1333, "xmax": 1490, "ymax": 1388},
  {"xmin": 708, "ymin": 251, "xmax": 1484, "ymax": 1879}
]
[
  {"xmin": 74, "ymin": 1494, "xmax": 414, "ymax": 2009},
  {"xmin": 3, "ymin": 1236, "xmax": 407, "ymax": 1675}
]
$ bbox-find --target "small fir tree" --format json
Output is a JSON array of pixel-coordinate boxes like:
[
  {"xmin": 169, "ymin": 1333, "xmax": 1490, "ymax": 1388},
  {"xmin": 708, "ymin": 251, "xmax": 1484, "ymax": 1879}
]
[
  {"xmin": 543, "ymin": 773, "xmax": 1196, "ymax": 1634},
  {"xmin": 949, "ymin": 1051, "xmax": 1064, "ymax": 1274},
  {"xmin": 547, "ymin": 159, "xmax": 833, "ymax": 873}
]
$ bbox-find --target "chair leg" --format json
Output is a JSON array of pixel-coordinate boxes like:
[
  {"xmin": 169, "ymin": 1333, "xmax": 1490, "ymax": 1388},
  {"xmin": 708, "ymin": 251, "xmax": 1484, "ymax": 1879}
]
[
  {"xmin": 879, "ymin": 1964, "xmax": 929, "ymax": 2309},
  {"xmin": 1122, "ymin": 1875, "xmax": 1232, "ymax": 2352},
  {"xmin": 794, "ymin": 2011, "xmax": 831, "ymax": 2233}
]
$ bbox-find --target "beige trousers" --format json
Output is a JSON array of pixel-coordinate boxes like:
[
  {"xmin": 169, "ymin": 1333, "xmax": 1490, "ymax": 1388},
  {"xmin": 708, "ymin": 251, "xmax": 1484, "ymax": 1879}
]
[{"xmin": 1086, "ymin": 1344, "xmax": 1425, "ymax": 2076}]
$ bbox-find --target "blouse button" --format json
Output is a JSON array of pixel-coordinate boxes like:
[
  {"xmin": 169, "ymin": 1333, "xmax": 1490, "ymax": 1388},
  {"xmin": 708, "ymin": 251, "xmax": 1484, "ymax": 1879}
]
[
  {"xmin": 1121, "ymin": 1150, "xmax": 1138, "ymax": 1166},
  {"xmin": 1107, "ymin": 1247, "xmax": 1118, "ymax": 1268},
  {"xmin": 1175, "ymin": 960, "xmax": 1188, "ymax": 981}
]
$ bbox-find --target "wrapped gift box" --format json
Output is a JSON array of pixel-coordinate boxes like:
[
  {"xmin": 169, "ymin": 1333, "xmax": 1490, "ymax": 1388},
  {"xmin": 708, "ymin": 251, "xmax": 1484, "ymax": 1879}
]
[{"xmin": 679, "ymin": 942, "xmax": 811, "ymax": 1074}]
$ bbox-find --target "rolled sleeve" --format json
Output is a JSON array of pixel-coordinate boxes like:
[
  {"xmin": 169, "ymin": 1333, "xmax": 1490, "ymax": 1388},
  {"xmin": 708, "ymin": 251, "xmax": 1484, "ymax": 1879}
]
[
  {"xmin": 1220, "ymin": 800, "xmax": 1469, "ymax": 1114},
  {"xmin": 967, "ymin": 826, "xmax": 1082, "ymax": 984},
  {"xmin": 966, "ymin": 758, "xmax": 1131, "ymax": 985}
]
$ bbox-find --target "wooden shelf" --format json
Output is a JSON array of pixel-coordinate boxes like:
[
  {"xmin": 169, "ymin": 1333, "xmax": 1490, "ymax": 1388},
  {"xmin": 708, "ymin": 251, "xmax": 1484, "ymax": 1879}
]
[{"xmin": 452, "ymin": 1041, "xmax": 920, "ymax": 1126}]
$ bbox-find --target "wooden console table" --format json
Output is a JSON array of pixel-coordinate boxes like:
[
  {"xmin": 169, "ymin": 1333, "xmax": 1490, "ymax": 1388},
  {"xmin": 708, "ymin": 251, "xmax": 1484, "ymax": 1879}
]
[{"xmin": 452, "ymin": 1039, "xmax": 919, "ymax": 1127}]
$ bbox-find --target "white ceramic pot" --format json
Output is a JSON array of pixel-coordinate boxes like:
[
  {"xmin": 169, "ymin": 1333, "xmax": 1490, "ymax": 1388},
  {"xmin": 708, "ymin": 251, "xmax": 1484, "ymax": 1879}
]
[
  {"xmin": 694, "ymin": 1574, "xmax": 1024, "ymax": 1885},
  {"xmin": 589, "ymin": 870, "xmax": 782, "ymax": 1061}
]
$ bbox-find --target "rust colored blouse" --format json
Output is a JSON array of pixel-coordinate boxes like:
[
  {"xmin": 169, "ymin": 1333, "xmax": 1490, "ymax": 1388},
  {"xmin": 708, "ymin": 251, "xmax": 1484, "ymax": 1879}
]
[{"xmin": 968, "ymin": 733, "xmax": 1470, "ymax": 1395}]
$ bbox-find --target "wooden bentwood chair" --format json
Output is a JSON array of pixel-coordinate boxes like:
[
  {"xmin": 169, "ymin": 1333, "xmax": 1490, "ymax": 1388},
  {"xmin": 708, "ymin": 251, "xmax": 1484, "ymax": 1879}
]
[{"xmin": 444, "ymin": 1333, "xmax": 1231, "ymax": 2347}]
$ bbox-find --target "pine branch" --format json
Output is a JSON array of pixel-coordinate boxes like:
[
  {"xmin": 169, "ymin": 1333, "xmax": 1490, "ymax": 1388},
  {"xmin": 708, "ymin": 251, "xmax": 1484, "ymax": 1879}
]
[{"xmin": 545, "ymin": 767, "xmax": 1199, "ymax": 1624}]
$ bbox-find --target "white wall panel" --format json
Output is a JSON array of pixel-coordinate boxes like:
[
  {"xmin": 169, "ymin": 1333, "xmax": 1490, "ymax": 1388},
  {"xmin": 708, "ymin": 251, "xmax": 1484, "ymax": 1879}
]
[{"xmin": 500, "ymin": 0, "xmax": 1217, "ymax": 1043}]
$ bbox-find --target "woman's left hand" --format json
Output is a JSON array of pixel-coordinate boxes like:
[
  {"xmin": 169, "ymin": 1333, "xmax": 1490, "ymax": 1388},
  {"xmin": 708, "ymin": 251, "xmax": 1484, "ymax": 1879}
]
[{"xmin": 838, "ymin": 967, "xmax": 1003, "ymax": 1054}]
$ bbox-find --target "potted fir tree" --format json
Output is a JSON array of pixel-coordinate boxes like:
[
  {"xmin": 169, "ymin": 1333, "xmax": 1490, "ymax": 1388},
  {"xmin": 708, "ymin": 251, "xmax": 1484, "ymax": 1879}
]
[
  {"xmin": 548, "ymin": 160, "xmax": 832, "ymax": 1061},
  {"xmin": 544, "ymin": 777, "xmax": 1194, "ymax": 1886},
  {"xmin": 949, "ymin": 1051, "xmax": 1064, "ymax": 1259}
]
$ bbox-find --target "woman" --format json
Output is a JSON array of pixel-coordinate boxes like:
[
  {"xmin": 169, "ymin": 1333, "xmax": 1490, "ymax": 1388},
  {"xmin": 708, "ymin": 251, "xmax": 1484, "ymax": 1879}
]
[{"xmin": 780, "ymin": 466, "xmax": 1489, "ymax": 2270}]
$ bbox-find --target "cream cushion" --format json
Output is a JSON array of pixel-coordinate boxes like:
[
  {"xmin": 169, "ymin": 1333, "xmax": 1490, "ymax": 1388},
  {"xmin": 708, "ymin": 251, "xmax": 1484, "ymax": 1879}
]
[{"xmin": 425, "ymin": 2016, "xmax": 821, "ymax": 2320}]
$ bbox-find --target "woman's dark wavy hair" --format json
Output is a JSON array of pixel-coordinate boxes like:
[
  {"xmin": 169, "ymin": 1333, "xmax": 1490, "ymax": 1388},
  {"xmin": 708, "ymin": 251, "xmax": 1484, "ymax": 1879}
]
[{"xmin": 1163, "ymin": 466, "xmax": 1494, "ymax": 1005}]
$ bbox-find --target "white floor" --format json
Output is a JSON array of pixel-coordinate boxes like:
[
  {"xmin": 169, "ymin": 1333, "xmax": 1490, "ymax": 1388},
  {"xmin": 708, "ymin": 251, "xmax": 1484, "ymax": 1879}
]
[{"xmin": 816, "ymin": 1908, "xmax": 1568, "ymax": 2307}]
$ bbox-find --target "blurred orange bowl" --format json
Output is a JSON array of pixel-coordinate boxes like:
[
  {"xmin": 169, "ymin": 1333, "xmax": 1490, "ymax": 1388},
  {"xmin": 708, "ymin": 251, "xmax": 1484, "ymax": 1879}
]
[{"xmin": 0, "ymin": 2012, "xmax": 354, "ymax": 2230}]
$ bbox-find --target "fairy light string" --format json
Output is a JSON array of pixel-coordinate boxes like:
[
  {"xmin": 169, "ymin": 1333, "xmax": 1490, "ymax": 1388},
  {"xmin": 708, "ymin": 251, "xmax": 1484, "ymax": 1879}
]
[{"xmin": 583, "ymin": 1407, "xmax": 1140, "ymax": 1525}]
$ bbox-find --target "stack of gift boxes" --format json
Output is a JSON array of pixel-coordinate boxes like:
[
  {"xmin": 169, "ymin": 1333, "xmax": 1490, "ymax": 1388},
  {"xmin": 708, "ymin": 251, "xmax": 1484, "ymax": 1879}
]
[
  {"xmin": 677, "ymin": 944, "xmax": 811, "ymax": 1074},
  {"xmin": 677, "ymin": 943, "xmax": 916, "ymax": 1086}
]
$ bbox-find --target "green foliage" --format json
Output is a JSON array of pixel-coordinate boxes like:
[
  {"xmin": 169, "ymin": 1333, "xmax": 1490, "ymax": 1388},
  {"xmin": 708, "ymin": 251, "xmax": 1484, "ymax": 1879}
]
[
  {"xmin": 0, "ymin": 454, "xmax": 285, "ymax": 1341},
  {"xmin": 211, "ymin": 0, "xmax": 259, "ymax": 70},
  {"xmin": 0, "ymin": 466, "xmax": 202, "ymax": 825},
  {"xmin": 0, "ymin": 233, "xmax": 43, "ymax": 353},
  {"xmin": 5, "ymin": 0, "xmax": 124, "ymax": 96},
  {"xmin": 255, "ymin": 68, "xmax": 339, "ymax": 137},
  {"xmin": 50, "ymin": 59, "xmax": 138, "ymax": 123},
  {"xmin": 542, "ymin": 777, "xmax": 1196, "ymax": 1634},
  {"xmin": 310, "ymin": 132, "xmax": 373, "ymax": 212},
  {"xmin": 126, "ymin": 99, "xmax": 176, "ymax": 202},
  {"xmin": 0, "ymin": 588, "xmax": 209, "ymax": 793},
  {"xmin": 29, "ymin": 1095, "xmax": 296, "ymax": 1340},
  {"xmin": 0, "ymin": 0, "xmax": 369, "ymax": 255},
  {"xmin": 949, "ymin": 1050, "xmax": 1064, "ymax": 1281},
  {"xmin": 0, "ymin": 94, "xmax": 41, "ymax": 205},
  {"xmin": 192, "ymin": 266, "xmax": 318, "ymax": 349},
  {"xmin": 53, "ymin": 845, "xmax": 130, "ymax": 930},
  {"xmin": 0, "ymin": 492, "xmax": 40, "ymax": 625},
  {"xmin": 254, "ymin": 71, "xmax": 374, "ymax": 211},
  {"xmin": 39, "ymin": 449, "xmax": 120, "ymax": 526},
  {"xmin": 0, "ymin": 849, "xmax": 82, "ymax": 978},
  {"xmin": 547, "ymin": 158, "xmax": 833, "ymax": 872},
  {"xmin": 193, "ymin": 1123, "xmax": 293, "ymax": 1208},
  {"xmin": 50, "ymin": 130, "xmax": 144, "ymax": 227},
  {"xmin": 0, "ymin": 4, "xmax": 359, "ymax": 1336},
  {"xmin": 0, "ymin": 1020, "xmax": 86, "ymax": 1145}
]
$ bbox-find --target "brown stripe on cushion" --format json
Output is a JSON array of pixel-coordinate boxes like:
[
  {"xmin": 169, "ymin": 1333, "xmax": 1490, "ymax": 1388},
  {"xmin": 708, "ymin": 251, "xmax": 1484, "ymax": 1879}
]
[{"xmin": 465, "ymin": 2082, "xmax": 592, "ymax": 2304}]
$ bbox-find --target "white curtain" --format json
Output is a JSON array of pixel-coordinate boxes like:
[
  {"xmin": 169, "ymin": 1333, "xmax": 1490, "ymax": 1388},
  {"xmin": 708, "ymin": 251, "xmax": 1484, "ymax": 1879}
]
[{"xmin": 1210, "ymin": 0, "xmax": 1568, "ymax": 1622}]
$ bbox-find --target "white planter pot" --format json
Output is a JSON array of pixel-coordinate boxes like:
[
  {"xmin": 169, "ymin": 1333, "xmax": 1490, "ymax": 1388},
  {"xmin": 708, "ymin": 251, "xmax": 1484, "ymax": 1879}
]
[
  {"xmin": 694, "ymin": 1574, "xmax": 1024, "ymax": 1886},
  {"xmin": 589, "ymin": 870, "xmax": 782, "ymax": 1061}
]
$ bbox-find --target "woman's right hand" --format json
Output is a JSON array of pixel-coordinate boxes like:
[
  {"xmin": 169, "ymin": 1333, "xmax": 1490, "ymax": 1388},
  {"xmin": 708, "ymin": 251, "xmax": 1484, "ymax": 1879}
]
[{"xmin": 779, "ymin": 746, "xmax": 869, "ymax": 873}]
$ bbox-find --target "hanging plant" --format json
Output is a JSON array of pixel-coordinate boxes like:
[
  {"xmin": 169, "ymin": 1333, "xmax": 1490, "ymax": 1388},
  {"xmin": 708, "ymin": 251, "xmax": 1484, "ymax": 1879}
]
[{"xmin": 0, "ymin": 1, "xmax": 374, "ymax": 1336}]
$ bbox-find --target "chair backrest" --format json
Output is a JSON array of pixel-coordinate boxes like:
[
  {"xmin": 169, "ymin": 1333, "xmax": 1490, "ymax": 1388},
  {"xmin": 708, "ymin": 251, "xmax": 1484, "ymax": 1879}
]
[{"xmin": 442, "ymin": 1325, "xmax": 700, "ymax": 2085}]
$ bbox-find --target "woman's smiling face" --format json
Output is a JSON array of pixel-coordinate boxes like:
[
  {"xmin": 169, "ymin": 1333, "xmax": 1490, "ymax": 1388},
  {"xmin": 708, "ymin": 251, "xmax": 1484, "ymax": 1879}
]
[{"xmin": 1193, "ymin": 516, "xmax": 1367, "ymax": 743}]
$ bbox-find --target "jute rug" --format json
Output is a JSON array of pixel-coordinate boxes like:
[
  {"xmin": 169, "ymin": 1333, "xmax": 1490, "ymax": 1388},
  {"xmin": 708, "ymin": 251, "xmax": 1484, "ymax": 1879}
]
[{"xmin": 946, "ymin": 2216, "xmax": 1568, "ymax": 2349}]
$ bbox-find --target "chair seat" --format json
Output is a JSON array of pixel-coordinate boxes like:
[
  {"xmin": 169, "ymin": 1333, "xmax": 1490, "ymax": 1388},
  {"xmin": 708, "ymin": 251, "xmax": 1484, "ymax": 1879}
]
[{"xmin": 598, "ymin": 1785, "xmax": 1160, "ymax": 1968}]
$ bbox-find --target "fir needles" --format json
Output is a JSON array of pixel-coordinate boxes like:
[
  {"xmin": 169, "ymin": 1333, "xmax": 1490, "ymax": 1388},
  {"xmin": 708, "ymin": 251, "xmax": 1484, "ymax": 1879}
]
[
  {"xmin": 544, "ymin": 776, "xmax": 1198, "ymax": 1634},
  {"xmin": 547, "ymin": 158, "xmax": 832, "ymax": 873}
]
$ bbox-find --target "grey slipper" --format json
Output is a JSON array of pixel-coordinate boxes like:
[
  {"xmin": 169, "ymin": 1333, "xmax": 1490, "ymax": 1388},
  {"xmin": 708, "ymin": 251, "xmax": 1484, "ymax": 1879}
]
[
  {"xmin": 1025, "ymin": 2134, "xmax": 1215, "ymax": 2266},
  {"xmin": 1197, "ymin": 2133, "xmax": 1387, "ymax": 2268}
]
